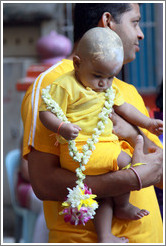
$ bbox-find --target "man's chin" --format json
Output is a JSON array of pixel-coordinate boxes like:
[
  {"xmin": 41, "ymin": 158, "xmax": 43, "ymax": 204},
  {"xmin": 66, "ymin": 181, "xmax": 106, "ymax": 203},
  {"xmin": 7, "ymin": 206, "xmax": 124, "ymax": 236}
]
[{"xmin": 123, "ymin": 54, "xmax": 136, "ymax": 64}]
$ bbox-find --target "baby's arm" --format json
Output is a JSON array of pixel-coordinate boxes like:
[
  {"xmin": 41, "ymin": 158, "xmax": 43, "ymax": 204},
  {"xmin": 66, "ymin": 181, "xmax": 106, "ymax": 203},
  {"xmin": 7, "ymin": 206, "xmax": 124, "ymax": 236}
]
[
  {"xmin": 114, "ymin": 102, "xmax": 163, "ymax": 136},
  {"xmin": 39, "ymin": 111, "xmax": 81, "ymax": 140}
]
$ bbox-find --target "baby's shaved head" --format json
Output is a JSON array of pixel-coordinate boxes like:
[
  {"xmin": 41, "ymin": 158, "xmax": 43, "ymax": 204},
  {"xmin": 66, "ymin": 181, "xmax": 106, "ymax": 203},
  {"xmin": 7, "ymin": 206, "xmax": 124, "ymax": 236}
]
[{"xmin": 76, "ymin": 27, "xmax": 124, "ymax": 65}]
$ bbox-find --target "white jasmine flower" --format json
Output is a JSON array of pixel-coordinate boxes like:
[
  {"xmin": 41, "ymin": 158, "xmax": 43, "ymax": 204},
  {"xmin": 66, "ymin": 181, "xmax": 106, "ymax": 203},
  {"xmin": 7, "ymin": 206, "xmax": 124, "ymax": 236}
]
[
  {"xmin": 80, "ymin": 165, "xmax": 86, "ymax": 171},
  {"xmin": 93, "ymin": 128, "xmax": 102, "ymax": 135},
  {"xmin": 69, "ymin": 151, "xmax": 74, "ymax": 157},
  {"xmin": 85, "ymin": 150, "xmax": 92, "ymax": 157},
  {"xmin": 82, "ymin": 144, "xmax": 89, "ymax": 152},
  {"xmin": 76, "ymin": 180, "xmax": 84, "ymax": 188},
  {"xmin": 91, "ymin": 135, "xmax": 99, "ymax": 144},
  {"xmin": 86, "ymin": 139, "xmax": 95, "ymax": 150},
  {"xmin": 82, "ymin": 156, "xmax": 89, "ymax": 165},
  {"xmin": 97, "ymin": 121, "xmax": 105, "ymax": 131}
]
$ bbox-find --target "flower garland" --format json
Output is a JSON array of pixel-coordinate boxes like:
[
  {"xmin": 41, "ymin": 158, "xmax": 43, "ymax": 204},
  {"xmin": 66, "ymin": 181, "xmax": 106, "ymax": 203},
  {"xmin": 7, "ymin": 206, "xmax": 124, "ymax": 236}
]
[{"xmin": 42, "ymin": 85, "xmax": 115, "ymax": 225}]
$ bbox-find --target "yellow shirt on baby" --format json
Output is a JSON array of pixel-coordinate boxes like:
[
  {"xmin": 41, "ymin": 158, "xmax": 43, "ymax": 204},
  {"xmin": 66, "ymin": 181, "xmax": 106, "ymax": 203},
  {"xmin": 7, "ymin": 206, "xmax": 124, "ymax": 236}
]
[
  {"xmin": 40, "ymin": 70, "xmax": 128, "ymax": 173},
  {"xmin": 39, "ymin": 70, "xmax": 124, "ymax": 143},
  {"xmin": 21, "ymin": 59, "xmax": 163, "ymax": 243}
]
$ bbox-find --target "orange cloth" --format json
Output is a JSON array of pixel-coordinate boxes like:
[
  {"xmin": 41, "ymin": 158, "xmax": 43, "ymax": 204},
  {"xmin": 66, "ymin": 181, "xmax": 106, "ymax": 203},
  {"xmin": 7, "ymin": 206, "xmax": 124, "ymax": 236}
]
[{"xmin": 21, "ymin": 59, "xmax": 163, "ymax": 243}]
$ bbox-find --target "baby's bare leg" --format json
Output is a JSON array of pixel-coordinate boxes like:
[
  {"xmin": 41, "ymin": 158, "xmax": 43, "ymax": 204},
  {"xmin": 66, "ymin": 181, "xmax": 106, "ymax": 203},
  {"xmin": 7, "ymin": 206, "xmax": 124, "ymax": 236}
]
[
  {"xmin": 94, "ymin": 198, "xmax": 129, "ymax": 243},
  {"xmin": 114, "ymin": 151, "xmax": 149, "ymax": 220}
]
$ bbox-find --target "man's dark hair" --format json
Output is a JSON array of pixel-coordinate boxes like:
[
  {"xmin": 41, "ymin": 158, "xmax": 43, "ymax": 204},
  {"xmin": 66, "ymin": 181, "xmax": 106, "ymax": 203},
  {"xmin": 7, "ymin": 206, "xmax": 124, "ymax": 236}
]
[{"xmin": 73, "ymin": 3, "xmax": 133, "ymax": 42}]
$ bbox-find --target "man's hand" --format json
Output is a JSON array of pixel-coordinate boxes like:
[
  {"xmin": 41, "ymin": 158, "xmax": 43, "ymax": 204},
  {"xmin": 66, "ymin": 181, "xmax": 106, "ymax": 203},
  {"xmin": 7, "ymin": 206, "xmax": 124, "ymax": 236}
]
[
  {"xmin": 131, "ymin": 135, "xmax": 163, "ymax": 188},
  {"xmin": 110, "ymin": 110, "xmax": 139, "ymax": 147},
  {"xmin": 60, "ymin": 123, "xmax": 81, "ymax": 140}
]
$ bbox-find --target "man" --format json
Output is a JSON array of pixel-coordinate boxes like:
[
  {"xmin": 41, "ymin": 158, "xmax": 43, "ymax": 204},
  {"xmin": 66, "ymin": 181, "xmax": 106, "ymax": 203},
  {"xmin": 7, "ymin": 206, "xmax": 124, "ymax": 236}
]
[{"xmin": 21, "ymin": 3, "xmax": 163, "ymax": 243}]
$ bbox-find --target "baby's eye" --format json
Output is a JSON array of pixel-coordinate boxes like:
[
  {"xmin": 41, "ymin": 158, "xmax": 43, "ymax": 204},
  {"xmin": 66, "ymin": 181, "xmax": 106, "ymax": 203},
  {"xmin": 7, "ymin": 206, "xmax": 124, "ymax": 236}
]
[{"xmin": 94, "ymin": 74, "xmax": 101, "ymax": 78}]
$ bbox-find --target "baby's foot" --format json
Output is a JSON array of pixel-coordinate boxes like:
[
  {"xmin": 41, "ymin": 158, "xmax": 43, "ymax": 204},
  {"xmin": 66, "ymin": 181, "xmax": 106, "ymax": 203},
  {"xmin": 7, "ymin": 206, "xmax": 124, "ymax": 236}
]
[
  {"xmin": 114, "ymin": 203, "xmax": 149, "ymax": 220},
  {"xmin": 98, "ymin": 234, "xmax": 129, "ymax": 243}
]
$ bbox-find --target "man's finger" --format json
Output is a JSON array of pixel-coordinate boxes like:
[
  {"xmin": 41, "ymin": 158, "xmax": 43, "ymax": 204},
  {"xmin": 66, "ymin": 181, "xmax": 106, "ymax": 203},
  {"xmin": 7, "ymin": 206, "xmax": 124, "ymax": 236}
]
[
  {"xmin": 109, "ymin": 111, "xmax": 117, "ymax": 124},
  {"xmin": 136, "ymin": 135, "xmax": 144, "ymax": 146},
  {"xmin": 131, "ymin": 135, "xmax": 144, "ymax": 165},
  {"xmin": 133, "ymin": 135, "xmax": 144, "ymax": 155}
]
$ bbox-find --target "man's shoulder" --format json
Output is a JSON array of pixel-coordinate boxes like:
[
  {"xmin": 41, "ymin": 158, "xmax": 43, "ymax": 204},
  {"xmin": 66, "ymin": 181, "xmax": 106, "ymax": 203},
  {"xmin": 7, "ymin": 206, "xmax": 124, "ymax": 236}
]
[
  {"xmin": 113, "ymin": 77, "xmax": 137, "ymax": 92},
  {"xmin": 113, "ymin": 77, "xmax": 145, "ymax": 108},
  {"xmin": 30, "ymin": 59, "xmax": 74, "ymax": 89},
  {"xmin": 42, "ymin": 59, "xmax": 74, "ymax": 82},
  {"xmin": 113, "ymin": 77, "xmax": 140, "ymax": 98},
  {"xmin": 23, "ymin": 59, "xmax": 74, "ymax": 104},
  {"xmin": 52, "ymin": 59, "xmax": 74, "ymax": 73}
]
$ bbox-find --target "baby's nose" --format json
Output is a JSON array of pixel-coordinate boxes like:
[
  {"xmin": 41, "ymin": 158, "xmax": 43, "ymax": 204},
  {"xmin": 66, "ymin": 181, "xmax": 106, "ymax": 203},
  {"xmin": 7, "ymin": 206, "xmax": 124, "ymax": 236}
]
[{"xmin": 98, "ymin": 80, "xmax": 105, "ymax": 87}]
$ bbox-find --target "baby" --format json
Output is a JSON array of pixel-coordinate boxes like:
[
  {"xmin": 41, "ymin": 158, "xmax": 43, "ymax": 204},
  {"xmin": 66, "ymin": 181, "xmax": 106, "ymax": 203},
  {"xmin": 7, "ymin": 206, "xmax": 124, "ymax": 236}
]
[{"xmin": 39, "ymin": 27, "xmax": 163, "ymax": 243}]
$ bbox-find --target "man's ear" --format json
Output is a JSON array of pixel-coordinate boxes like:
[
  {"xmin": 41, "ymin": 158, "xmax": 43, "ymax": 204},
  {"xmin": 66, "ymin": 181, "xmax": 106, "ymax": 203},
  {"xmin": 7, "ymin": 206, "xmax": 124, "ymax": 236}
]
[
  {"xmin": 73, "ymin": 55, "xmax": 81, "ymax": 70},
  {"xmin": 98, "ymin": 12, "xmax": 115, "ymax": 30}
]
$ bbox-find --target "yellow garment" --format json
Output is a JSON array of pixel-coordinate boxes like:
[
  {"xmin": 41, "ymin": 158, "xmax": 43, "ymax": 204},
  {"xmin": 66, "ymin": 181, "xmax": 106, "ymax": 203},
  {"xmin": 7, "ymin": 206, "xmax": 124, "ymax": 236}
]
[
  {"xmin": 21, "ymin": 59, "xmax": 163, "ymax": 243},
  {"xmin": 39, "ymin": 71, "xmax": 131, "ymax": 172},
  {"xmin": 40, "ymin": 70, "xmax": 124, "ymax": 143},
  {"xmin": 60, "ymin": 141, "xmax": 122, "ymax": 174}
]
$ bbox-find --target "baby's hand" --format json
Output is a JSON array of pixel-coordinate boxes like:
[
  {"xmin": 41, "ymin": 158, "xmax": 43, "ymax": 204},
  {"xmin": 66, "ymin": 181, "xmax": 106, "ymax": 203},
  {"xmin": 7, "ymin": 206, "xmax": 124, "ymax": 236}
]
[
  {"xmin": 148, "ymin": 119, "xmax": 163, "ymax": 136},
  {"xmin": 59, "ymin": 123, "xmax": 82, "ymax": 140}
]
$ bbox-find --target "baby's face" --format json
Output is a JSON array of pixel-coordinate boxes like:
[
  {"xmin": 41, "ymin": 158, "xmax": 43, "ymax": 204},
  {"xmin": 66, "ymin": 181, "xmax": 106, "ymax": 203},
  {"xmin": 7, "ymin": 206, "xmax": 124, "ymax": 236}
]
[{"xmin": 76, "ymin": 58, "xmax": 122, "ymax": 92}]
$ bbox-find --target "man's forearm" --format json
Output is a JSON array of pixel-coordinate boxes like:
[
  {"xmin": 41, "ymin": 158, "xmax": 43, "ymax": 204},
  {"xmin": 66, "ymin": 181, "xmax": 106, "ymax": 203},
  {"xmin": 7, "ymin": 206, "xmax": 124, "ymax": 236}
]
[
  {"xmin": 28, "ymin": 136, "xmax": 162, "ymax": 202},
  {"xmin": 28, "ymin": 148, "xmax": 137, "ymax": 201},
  {"xmin": 29, "ymin": 156, "xmax": 161, "ymax": 202},
  {"xmin": 28, "ymin": 148, "xmax": 77, "ymax": 201},
  {"xmin": 85, "ymin": 169, "xmax": 138, "ymax": 198}
]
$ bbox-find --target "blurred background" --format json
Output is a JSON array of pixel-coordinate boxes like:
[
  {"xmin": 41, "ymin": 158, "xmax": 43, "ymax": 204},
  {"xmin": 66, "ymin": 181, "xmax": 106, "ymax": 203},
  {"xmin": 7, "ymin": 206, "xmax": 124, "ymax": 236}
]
[{"xmin": 3, "ymin": 2, "xmax": 163, "ymax": 243}]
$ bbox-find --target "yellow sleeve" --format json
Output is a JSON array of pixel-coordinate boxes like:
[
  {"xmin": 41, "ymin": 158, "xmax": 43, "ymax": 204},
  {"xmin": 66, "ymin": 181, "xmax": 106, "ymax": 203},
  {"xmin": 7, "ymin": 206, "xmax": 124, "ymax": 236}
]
[
  {"xmin": 112, "ymin": 83, "xmax": 125, "ymax": 106},
  {"xmin": 39, "ymin": 83, "xmax": 69, "ymax": 115}
]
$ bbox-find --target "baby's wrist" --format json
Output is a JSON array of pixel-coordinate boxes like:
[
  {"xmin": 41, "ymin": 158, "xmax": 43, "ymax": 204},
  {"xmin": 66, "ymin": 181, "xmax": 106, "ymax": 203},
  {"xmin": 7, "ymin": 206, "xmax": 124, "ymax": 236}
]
[
  {"xmin": 146, "ymin": 118, "xmax": 153, "ymax": 130},
  {"xmin": 57, "ymin": 122, "xmax": 65, "ymax": 135}
]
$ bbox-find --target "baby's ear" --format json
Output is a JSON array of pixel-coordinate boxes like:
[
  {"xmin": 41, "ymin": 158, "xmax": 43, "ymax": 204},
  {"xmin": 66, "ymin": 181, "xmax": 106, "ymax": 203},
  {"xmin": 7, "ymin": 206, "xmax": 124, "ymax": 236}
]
[{"xmin": 73, "ymin": 55, "xmax": 81, "ymax": 70}]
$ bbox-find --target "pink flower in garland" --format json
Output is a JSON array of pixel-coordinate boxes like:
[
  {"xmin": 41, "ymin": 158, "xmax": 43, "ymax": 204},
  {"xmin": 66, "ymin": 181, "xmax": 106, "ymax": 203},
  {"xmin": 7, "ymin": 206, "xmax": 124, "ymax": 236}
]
[
  {"xmin": 59, "ymin": 184, "xmax": 98, "ymax": 226},
  {"xmin": 63, "ymin": 207, "xmax": 93, "ymax": 226}
]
